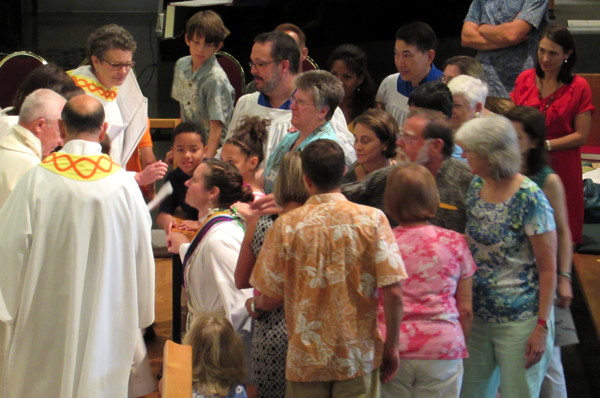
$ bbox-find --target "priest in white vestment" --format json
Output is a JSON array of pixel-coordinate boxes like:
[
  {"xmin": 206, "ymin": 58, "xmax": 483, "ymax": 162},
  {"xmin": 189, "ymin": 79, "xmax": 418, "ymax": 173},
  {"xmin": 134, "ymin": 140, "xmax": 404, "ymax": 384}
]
[{"xmin": 0, "ymin": 94, "xmax": 155, "ymax": 398}]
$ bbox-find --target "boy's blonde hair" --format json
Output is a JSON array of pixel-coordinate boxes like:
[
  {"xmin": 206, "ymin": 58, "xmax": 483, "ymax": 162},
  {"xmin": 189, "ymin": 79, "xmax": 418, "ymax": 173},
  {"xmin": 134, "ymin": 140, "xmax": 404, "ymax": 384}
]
[
  {"xmin": 183, "ymin": 313, "xmax": 245, "ymax": 396},
  {"xmin": 185, "ymin": 10, "xmax": 230, "ymax": 44}
]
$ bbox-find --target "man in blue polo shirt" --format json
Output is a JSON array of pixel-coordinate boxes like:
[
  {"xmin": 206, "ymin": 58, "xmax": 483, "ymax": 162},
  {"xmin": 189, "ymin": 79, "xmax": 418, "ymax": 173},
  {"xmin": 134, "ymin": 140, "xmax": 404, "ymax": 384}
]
[
  {"xmin": 376, "ymin": 21, "xmax": 443, "ymax": 128},
  {"xmin": 225, "ymin": 31, "xmax": 354, "ymax": 166}
]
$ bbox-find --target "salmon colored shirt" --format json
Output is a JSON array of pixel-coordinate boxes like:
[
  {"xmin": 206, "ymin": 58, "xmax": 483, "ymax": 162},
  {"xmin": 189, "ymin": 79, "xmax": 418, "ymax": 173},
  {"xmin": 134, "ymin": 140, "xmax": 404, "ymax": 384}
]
[{"xmin": 250, "ymin": 193, "xmax": 407, "ymax": 382}]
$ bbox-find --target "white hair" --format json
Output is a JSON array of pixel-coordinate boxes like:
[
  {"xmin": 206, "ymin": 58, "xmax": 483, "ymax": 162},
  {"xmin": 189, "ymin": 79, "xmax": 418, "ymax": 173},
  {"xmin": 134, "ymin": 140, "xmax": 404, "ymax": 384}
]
[
  {"xmin": 455, "ymin": 115, "xmax": 521, "ymax": 180},
  {"xmin": 448, "ymin": 74, "xmax": 488, "ymax": 110},
  {"xmin": 19, "ymin": 88, "xmax": 66, "ymax": 125}
]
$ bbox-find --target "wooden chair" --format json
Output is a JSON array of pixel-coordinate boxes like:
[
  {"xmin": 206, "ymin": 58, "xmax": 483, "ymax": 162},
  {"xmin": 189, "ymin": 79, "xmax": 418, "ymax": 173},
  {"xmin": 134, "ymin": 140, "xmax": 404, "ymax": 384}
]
[
  {"xmin": 162, "ymin": 340, "xmax": 193, "ymax": 398},
  {"xmin": 149, "ymin": 118, "xmax": 181, "ymax": 130},
  {"xmin": 0, "ymin": 51, "xmax": 47, "ymax": 109},
  {"xmin": 302, "ymin": 56, "xmax": 319, "ymax": 72},
  {"xmin": 215, "ymin": 51, "xmax": 245, "ymax": 105}
]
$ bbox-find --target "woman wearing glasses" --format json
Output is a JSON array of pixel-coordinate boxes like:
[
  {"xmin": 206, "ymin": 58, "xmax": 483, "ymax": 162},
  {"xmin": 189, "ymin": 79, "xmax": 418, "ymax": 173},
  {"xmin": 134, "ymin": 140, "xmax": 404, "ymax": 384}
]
[
  {"xmin": 67, "ymin": 24, "xmax": 165, "ymax": 189},
  {"xmin": 262, "ymin": 70, "xmax": 351, "ymax": 193}
]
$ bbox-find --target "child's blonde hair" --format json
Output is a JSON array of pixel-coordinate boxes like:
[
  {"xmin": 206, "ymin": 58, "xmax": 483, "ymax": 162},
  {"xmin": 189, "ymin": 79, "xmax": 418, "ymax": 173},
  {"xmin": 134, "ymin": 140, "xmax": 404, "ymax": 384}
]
[{"xmin": 183, "ymin": 313, "xmax": 245, "ymax": 396}]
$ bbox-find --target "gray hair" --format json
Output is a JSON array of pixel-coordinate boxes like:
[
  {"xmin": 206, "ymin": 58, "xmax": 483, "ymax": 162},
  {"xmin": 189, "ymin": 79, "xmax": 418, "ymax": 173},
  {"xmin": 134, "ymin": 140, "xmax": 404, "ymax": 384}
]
[
  {"xmin": 448, "ymin": 74, "xmax": 488, "ymax": 110},
  {"xmin": 294, "ymin": 70, "xmax": 343, "ymax": 120},
  {"xmin": 455, "ymin": 115, "xmax": 521, "ymax": 180},
  {"xmin": 19, "ymin": 89, "xmax": 66, "ymax": 124},
  {"xmin": 87, "ymin": 24, "xmax": 137, "ymax": 59}
]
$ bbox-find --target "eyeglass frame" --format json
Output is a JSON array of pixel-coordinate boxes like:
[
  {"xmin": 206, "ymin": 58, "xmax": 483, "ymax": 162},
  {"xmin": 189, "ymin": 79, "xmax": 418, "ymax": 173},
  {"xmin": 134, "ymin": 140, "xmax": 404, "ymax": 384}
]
[
  {"xmin": 248, "ymin": 59, "xmax": 283, "ymax": 69},
  {"xmin": 396, "ymin": 129, "xmax": 424, "ymax": 143},
  {"xmin": 101, "ymin": 59, "xmax": 136, "ymax": 70},
  {"xmin": 290, "ymin": 94, "xmax": 316, "ymax": 108}
]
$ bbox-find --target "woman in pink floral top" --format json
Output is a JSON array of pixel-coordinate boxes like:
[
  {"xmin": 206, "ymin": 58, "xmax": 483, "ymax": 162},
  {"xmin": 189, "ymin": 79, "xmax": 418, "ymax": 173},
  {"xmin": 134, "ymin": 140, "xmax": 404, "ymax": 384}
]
[{"xmin": 381, "ymin": 164, "xmax": 476, "ymax": 397}]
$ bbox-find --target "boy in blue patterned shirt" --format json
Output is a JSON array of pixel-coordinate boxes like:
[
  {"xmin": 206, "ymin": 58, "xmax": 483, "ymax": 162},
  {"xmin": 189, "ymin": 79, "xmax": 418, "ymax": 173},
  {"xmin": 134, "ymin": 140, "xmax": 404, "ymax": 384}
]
[{"xmin": 172, "ymin": 10, "xmax": 234, "ymax": 158}]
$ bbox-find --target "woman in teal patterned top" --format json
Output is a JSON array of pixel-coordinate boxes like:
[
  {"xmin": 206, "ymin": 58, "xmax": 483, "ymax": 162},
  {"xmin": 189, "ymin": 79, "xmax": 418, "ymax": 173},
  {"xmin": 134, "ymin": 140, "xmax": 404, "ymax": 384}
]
[
  {"xmin": 263, "ymin": 70, "xmax": 350, "ymax": 193},
  {"xmin": 455, "ymin": 115, "xmax": 557, "ymax": 398}
]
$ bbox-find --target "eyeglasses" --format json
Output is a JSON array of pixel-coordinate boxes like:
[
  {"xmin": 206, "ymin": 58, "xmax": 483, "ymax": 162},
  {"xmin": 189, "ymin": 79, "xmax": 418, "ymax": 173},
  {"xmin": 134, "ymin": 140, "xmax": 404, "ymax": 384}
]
[
  {"xmin": 397, "ymin": 130, "xmax": 421, "ymax": 143},
  {"xmin": 248, "ymin": 59, "xmax": 282, "ymax": 69},
  {"xmin": 290, "ymin": 95, "xmax": 315, "ymax": 107},
  {"xmin": 102, "ymin": 59, "xmax": 135, "ymax": 70},
  {"xmin": 441, "ymin": 74, "xmax": 453, "ymax": 84}
]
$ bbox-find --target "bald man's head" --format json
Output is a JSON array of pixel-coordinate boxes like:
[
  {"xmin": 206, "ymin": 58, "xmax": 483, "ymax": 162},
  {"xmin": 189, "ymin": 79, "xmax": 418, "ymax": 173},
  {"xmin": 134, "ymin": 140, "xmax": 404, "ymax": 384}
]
[{"xmin": 61, "ymin": 94, "xmax": 106, "ymax": 139}]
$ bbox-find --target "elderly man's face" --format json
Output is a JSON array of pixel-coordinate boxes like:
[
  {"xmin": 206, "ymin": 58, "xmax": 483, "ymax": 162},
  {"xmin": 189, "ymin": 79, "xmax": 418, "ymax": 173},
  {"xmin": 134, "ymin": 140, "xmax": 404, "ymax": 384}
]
[
  {"xmin": 397, "ymin": 115, "xmax": 430, "ymax": 164},
  {"xmin": 450, "ymin": 94, "xmax": 477, "ymax": 131},
  {"xmin": 250, "ymin": 41, "xmax": 283, "ymax": 94},
  {"xmin": 39, "ymin": 115, "xmax": 64, "ymax": 157}
]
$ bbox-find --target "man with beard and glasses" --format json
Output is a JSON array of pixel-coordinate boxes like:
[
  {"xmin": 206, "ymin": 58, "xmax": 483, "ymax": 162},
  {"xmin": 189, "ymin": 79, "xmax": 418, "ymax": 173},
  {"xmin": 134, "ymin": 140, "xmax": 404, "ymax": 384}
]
[
  {"xmin": 342, "ymin": 108, "xmax": 472, "ymax": 233},
  {"xmin": 224, "ymin": 31, "xmax": 354, "ymax": 166}
]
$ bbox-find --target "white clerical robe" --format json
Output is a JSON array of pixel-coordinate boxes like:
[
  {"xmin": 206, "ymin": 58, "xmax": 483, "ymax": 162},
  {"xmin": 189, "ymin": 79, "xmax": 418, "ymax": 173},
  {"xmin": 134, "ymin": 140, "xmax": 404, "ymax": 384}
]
[
  {"xmin": 0, "ymin": 124, "xmax": 42, "ymax": 208},
  {"xmin": 0, "ymin": 139, "xmax": 155, "ymax": 398},
  {"xmin": 376, "ymin": 73, "xmax": 410, "ymax": 128},
  {"xmin": 68, "ymin": 66, "xmax": 148, "ymax": 166},
  {"xmin": 226, "ymin": 92, "xmax": 357, "ymax": 166}
]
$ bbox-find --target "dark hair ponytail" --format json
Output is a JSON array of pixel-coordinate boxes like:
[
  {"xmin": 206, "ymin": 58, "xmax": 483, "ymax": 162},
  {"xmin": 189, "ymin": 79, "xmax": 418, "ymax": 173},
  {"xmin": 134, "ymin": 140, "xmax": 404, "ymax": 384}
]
[{"xmin": 202, "ymin": 159, "xmax": 254, "ymax": 207}]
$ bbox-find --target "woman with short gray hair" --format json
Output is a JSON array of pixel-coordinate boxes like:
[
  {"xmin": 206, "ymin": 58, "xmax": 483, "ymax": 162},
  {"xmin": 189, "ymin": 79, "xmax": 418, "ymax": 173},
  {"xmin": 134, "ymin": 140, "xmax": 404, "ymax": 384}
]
[
  {"xmin": 263, "ymin": 70, "xmax": 353, "ymax": 193},
  {"xmin": 456, "ymin": 115, "xmax": 558, "ymax": 398}
]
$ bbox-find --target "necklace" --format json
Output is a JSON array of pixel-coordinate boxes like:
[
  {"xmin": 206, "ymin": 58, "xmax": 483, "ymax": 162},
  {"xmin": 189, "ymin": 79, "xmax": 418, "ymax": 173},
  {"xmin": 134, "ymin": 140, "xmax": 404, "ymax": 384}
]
[{"xmin": 538, "ymin": 78, "xmax": 561, "ymax": 115}]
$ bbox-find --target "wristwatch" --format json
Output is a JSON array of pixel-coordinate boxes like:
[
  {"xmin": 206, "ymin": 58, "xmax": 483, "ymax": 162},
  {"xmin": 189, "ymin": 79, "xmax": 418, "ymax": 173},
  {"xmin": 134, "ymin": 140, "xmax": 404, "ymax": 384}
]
[
  {"xmin": 250, "ymin": 298, "xmax": 264, "ymax": 314},
  {"xmin": 537, "ymin": 318, "xmax": 550, "ymax": 330}
]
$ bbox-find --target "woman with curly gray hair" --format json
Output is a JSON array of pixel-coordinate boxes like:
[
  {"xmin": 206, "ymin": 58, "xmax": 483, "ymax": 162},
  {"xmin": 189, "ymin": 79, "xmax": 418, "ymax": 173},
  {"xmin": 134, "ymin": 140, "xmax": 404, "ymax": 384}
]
[
  {"xmin": 456, "ymin": 115, "xmax": 557, "ymax": 398},
  {"xmin": 67, "ymin": 24, "xmax": 166, "ymax": 187}
]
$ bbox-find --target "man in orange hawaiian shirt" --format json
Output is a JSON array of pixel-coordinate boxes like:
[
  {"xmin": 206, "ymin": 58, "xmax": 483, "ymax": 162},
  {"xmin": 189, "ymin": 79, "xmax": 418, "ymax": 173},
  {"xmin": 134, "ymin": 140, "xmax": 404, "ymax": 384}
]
[{"xmin": 249, "ymin": 139, "xmax": 406, "ymax": 397}]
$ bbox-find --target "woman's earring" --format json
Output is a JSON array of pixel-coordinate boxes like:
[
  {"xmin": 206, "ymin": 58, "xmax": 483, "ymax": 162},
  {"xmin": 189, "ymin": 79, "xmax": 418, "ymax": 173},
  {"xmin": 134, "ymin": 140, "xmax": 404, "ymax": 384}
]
[{"xmin": 564, "ymin": 59, "xmax": 568, "ymax": 63}]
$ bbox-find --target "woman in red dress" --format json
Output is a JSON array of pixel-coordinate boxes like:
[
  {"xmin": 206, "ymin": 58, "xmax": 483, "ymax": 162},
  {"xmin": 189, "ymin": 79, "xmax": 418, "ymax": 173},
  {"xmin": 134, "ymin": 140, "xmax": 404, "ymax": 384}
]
[{"xmin": 512, "ymin": 23, "xmax": 594, "ymax": 244}]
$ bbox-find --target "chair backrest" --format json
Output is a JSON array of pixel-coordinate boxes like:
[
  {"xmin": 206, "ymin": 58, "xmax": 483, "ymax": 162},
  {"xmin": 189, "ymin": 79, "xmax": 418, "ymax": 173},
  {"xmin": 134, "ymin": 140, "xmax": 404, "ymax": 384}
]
[
  {"xmin": 0, "ymin": 51, "xmax": 47, "ymax": 109},
  {"xmin": 302, "ymin": 56, "xmax": 319, "ymax": 72},
  {"xmin": 162, "ymin": 340, "xmax": 192, "ymax": 398},
  {"xmin": 215, "ymin": 51, "xmax": 245, "ymax": 105}
]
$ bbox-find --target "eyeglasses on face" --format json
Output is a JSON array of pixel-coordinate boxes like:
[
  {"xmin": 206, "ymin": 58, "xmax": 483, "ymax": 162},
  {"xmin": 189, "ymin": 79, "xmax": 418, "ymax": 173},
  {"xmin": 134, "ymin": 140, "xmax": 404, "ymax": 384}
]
[
  {"xmin": 248, "ymin": 59, "xmax": 282, "ymax": 69},
  {"xmin": 102, "ymin": 59, "xmax": 135, "ymax": 70},
  {"xmin": 290, "ymin": 95, "xmax": 316, "ymax": 107},
  {"xmin": 396, "ymin": 130, "xmax": 421, "ymax": 143},
  {"xmin": 441, "ymin": 74, "xmax": 454, "ymax": 84}
]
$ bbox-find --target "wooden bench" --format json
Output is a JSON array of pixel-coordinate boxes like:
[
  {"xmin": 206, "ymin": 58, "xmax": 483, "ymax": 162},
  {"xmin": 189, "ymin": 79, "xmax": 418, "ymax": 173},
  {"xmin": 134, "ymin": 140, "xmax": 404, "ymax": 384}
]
[{"xmin": 572, "ymin": 253, "xmax": 600, "ymax": 340}]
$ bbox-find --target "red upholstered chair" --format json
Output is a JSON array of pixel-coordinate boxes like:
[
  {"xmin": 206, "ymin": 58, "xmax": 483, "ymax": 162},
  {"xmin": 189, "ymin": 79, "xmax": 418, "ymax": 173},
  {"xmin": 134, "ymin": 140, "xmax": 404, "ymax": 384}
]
[
  {"xmin": 215, "ymin": 51, "xmax": 245, "ymax": 105},
  {"xmin": 0, "ymin": 51, "xmax": 47, "ymax": 109},
  {"xmin": 302, "ymin": 56, "xmax": 319, "ymax": 72}
]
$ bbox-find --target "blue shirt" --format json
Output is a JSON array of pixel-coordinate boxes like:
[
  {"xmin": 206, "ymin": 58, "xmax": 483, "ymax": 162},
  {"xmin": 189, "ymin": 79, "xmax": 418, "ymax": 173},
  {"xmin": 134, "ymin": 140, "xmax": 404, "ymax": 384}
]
[
  {"xmin": 172, "ymin": 55, "xmax": 234, "ymax": 138},
  {"xmin": 396, "ymin": 64, "xmax": 443, "ymax": 97},
  {"xmin": 257, "ymin": 93, "xmax": 292, "ymax": 109},
  {"xmin": 464, "ymin": 0, "xmax": 548, "ymax": 97}
]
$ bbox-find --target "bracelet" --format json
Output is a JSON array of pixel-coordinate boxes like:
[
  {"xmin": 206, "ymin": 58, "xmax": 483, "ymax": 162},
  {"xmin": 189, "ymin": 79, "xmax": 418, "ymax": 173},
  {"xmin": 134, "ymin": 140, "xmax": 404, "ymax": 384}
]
[
  {"xmin": 545, "ymin": 140, "xmax": 552, "ymax": 151},
  {"xmin": 250, "ymin": 298, "xmax": 264, "ymax": 314},
  {"xmin": 537, "ymin": 318, "xmax": 549, "ymax": 330},
  {"xmin": 558, "ymin": 271, "xmax": 572, "ymax": 280}
]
